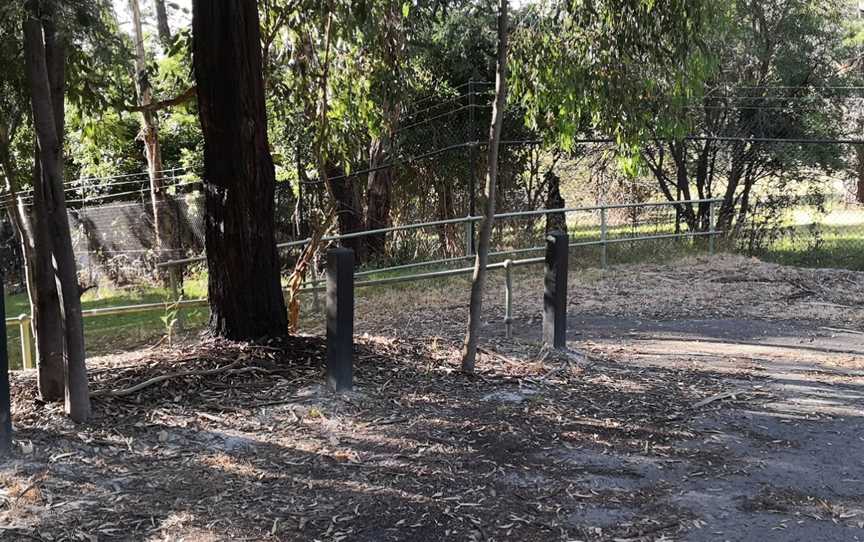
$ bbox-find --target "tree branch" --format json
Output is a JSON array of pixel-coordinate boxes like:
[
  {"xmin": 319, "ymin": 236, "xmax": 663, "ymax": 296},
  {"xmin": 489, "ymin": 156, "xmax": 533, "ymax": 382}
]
[{"xmin": 124, "ymin": 86, "xmax": 197, "ymax": 113}]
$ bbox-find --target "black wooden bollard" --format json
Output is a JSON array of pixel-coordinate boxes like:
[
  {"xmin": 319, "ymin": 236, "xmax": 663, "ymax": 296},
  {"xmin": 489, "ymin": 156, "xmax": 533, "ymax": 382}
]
[
  {"xmin": 543, "ymin": 230, "xmax": 568, "ymax": 350},
  {"xmin": 326, "ymin": 247, "xmax": 354, "ymax": 392},
  {"xmin": 0, "ymin": 270, "xmax": 12, "ymax": 455}
]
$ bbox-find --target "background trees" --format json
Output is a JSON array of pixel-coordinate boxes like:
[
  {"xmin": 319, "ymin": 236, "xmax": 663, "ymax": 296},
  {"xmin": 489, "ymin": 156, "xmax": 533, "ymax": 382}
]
[{"xmin": 1, "ymin": 0, "xmax": 862, "ymax": 403}]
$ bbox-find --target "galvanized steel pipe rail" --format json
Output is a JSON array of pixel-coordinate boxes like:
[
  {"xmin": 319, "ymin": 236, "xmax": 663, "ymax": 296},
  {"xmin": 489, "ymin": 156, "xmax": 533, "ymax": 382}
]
[{"xmin": 7, "ymin": 198, "xmax": 723, "ymax": 371}]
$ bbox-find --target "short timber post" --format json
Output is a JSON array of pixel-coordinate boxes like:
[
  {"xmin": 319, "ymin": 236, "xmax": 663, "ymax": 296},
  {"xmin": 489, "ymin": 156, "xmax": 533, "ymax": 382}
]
[
  {"xmin": 0, "ymin": 270, "xmax": 13, "ymax": 455},
  {"xmin": 326, "ymin": 247, "xmax": 354, "ymax": 392},
  {"xmin": 18, "ymin": 315, "xmax": 33, "ymax": 370},
  {"xmin": 503, "ymin": 259, "xmax": 514, "ymax": 339},
  {"xmin": 600, "ymin": 207, "xmax": 608, "ymax": 270},
  {"xmin": 543, "ymin": 230, "xmax": 568, "ymax": 350}
]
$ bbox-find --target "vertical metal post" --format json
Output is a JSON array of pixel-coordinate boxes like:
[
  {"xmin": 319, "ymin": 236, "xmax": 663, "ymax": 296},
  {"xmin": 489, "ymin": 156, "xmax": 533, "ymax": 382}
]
[
  {"xmin": 326, "ymin": 247, "xmax": 354, "ymax": 392},
  {"xmin": 464, "ymin": 218, "xmax": 474, "ymax": 257},
  {"xmin": 18, "ymin": 315, "xmax": 32, "ymax": 370},
  {"xmin": 600, "ymin": 207, "xmax": 608, "ymax": 270},
  {"xmin": 468, "ymin": 77, "xmax": 477, "ymax": 255},
  {"xmin": 312, "ymin": 250, "xmax": 321, "ymax": 312},
  {"xmin": 543, "ymin": 230, "xmax": 569, "ymax": 350},
  {"xmin": 503, "ymin": 259, "xmax": 513, "ymax": 339},
  {"xmin": 0, "ymin": 270, "xmax": 12, "ymax": 455},
  {"xmin": 169, "ymin": 266, "xmax": 184, "ymax": 332},
  {"xmin": 708, "ymin": 200, "xmax": 716, "ymax": 256}
]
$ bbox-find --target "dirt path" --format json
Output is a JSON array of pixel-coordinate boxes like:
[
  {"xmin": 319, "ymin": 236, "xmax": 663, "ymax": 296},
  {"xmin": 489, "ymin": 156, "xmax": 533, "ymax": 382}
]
[
  {"xmin": 1, "ymin": 256, "xmax": 862, "ymax": 541},
  {"xmin": 555, "ymin": 317, "xmax": 864, "ymax": 541}
]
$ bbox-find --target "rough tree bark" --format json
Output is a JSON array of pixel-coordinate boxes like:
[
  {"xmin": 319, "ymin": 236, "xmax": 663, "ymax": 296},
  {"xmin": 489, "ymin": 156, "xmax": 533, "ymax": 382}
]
[
  {"xmin": 365, "ymin": 135, "xmax": 393, "ymax": 259},
  {"xmin": 129, "ymin": 0, "xmax": 180, "ymax": 268},
  {"xmin": 192, "ymin": 0, "xmax": 288, "ymax": 340},
  {"xmin": 462, "ymin": 0, "xmax": 508, "ymax": 374},
  {"xmin": 154, "ymin": 0, "xmax": 171, "ymax": 46},
  {"xmin": 0, "ymin": 116, "xmax": 64, "ymax": 400},
  {"xmin": 29, "ymin": 160, "xmax": 66, "ymax": 401},
  {"xmin": 24, "ymin": 6, "xmax": 91, "ymax": 421}
]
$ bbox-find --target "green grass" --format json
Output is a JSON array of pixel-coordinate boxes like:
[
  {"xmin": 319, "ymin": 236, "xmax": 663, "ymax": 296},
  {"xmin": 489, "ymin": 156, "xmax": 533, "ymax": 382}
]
[
  {"xmin": 747, "ymin": 207, "xmax": 864, "ymax": 271},
  {"xmin": 4, "ymin": 277, "xmax": 210, "ymax": 370}
]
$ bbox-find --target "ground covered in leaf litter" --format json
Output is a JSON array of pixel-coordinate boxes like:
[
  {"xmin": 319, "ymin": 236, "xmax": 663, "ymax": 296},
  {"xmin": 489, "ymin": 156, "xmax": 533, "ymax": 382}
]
[{"xmin": 2, "ymin": 255, "xmax": 864, "ymax": 541}]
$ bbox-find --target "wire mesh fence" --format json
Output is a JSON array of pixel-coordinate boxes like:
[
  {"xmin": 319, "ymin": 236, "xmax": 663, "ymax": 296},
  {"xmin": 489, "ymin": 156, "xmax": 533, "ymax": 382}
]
[{"xmin": 2, "ymin": 135, "xmax": 864, "ymax": 296}]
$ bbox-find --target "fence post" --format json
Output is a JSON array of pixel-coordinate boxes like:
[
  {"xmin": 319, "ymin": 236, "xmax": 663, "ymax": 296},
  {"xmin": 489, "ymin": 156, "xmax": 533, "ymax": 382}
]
[
  {"xmin": 1, "ymin": 270, "xmax": 12, "ymax": 456},
  {"xmin": 600, "ymin": 207, "xmax": 608, "ymax": 270},
  {"xmin": 543, "ymin": 230, "xmax": 568, "ymax": 350},
  {"xmin": 168, "ymin": 266, "xmax": 184, "ymax": 332},
  {"xmin": 708, "ymin": 200, "xmax": 716, "ymax": 256},
  {"xmin": 464, "ymin": 218, "xmax": 474, "ymax": 257},
  {"xmin": 503, "ymin": 259, "xmax": 513, "ymax": 339},
  {"xmin": 326, "ymin": 247, "xmax": 354, "ymax": 392},
  {"xmin": 312, "ymin": 249, "xmax": 321, "ymax": 312},
  {"xmin": 18, "ymin": 315, "xmax": 33, "ymax": 370}
]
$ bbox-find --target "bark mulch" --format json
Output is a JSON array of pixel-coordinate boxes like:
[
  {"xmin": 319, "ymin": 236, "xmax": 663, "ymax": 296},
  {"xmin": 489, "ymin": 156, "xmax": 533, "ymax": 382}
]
[{"xmin": 0, "ymin": 334, "xmax": 746, "ymax": 542}]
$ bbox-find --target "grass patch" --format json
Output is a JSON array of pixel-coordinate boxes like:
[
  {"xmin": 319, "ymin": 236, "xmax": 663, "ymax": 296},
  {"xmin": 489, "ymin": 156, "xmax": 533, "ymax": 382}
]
[
  {"xmin": 749, "ymin": 206, "xmax": 864, "ymax": 271},
  {"xmin": 4, "ymin": 277, "xmax": 210, "ymax": 371}
]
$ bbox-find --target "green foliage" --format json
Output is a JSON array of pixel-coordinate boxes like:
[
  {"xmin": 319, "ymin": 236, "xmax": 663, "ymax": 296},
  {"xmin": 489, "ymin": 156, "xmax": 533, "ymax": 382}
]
[{"xmin": 510, "ymin": 0, "xmax": 716, "ymax": 147}]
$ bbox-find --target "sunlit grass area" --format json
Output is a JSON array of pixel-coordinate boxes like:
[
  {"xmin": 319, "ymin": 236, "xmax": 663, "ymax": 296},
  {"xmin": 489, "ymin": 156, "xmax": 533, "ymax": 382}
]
[
  {"xmin": 756, "ymin": 206, "xmax": 864, "ymax": 271},
  {"xmin": 4, "ymin": 277, "xmax": 210, "ymax": 370}
]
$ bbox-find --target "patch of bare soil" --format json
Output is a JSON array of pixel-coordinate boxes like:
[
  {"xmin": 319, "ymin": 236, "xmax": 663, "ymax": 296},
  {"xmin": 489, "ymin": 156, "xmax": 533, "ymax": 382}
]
[{"xmin": 348, "ymin": 254, "xmax": 863, "ymax": 341}]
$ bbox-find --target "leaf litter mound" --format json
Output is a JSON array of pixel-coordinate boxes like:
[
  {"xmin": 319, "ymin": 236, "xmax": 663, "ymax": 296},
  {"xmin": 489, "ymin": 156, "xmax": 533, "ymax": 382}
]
[
  {"xmin": 4, "ymin": 254, "xmax": 860, "ymax": 541},
  {"xmin": 2, "ymin": 331, "xmax": 742, "ymax": 541}
]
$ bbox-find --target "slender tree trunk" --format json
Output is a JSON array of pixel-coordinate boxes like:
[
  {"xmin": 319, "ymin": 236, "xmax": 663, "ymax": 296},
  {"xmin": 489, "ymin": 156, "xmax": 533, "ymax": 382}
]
[
  {"xmin": 129, "ymin": 0, "xmax": 178, "ymax": 270},
  {"xmin": 365, "ymin": 4, "xmax": 404, "ymax": 259},
  {"xmin": 30, "ymin": 163, "xmax": 67, "ymax": 401},
  {"xmin": 0, "ymin": 135, "xmax": 64, "ymax": 400},
  {"xmin": 154, "ymin": 0, "xmax": 172, "ymax": 46},
  {"xmin": 718, "ymin": 141, "xmax": 746, "ymax": 231},
  {"xmin": 365, "ymin": 137, "xmax": 393, "ymax": 259},
  {"xmin": 436, "ymin": 178, "xmax": 458, "ymax": 256},
  {"xmin": 330, "ymin": 164, "xmax": 365, "ymax": 260},
  {"xmin": 192, "ymin": 0, "xmax": 287, "ymax": 340},
  {"xmin": 24, "ymin": 9, "xmax": 90, "ymax": 421},
  {"xmin": 462, "ymin": 0, "xmax": 508, "ymax": 374}
]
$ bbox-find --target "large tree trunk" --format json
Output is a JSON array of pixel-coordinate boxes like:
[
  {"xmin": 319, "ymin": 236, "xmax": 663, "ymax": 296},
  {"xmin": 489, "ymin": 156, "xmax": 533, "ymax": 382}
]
[
  {"xmin": 462, "ymin": 0, "xmax": 508, "ymax": 374},
  {"xmin": 130, "ymin": 0, "xmax": 179, "ymax": 270},
  {"xmin": 192, "ymin": 0, "xmax": 287, "ymax": 340},
  {"xmin": 24, "ymin": 8, "xmax": 90, "ymax": 421}
]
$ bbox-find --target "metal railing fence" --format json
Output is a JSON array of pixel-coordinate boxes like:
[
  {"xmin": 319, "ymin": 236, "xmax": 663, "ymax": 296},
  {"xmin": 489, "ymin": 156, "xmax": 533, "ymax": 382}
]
[{"xmin": 6, "ymin": 198, "xmax": 722, "ymax": 370}]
